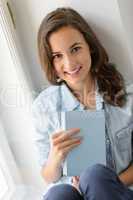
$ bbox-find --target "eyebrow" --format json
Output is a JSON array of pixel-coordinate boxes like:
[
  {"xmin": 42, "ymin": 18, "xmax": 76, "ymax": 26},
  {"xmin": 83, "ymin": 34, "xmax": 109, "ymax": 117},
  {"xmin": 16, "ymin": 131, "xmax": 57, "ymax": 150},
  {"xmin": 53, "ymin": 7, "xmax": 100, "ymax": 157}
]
[{"xmin": 52, "ymin": 42, "xmax": 82, "ymax": 54}]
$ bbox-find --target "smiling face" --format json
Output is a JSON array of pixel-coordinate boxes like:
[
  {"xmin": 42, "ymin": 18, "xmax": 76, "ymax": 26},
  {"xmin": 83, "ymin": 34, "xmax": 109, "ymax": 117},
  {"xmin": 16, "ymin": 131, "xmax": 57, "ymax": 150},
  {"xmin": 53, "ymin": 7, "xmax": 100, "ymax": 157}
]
[{"xmin": 49, "ymin": 26, "xmax": 92, "ymax": 90}]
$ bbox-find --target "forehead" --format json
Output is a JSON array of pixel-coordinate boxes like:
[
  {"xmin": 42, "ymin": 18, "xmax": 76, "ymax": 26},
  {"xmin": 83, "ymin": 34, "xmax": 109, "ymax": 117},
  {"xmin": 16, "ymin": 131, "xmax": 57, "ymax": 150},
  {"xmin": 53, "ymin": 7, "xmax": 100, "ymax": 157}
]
[{"xmin": 49, "ymin": 26, "xmax": 86, "ymax": 51}]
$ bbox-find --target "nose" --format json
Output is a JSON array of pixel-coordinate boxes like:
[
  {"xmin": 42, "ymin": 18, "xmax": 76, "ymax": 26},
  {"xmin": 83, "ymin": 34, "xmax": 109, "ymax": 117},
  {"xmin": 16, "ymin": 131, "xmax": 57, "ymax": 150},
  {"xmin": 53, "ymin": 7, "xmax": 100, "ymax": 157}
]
[{"xmin": 63, "ymin": 54, "xmax": 76, "ymax": 71}]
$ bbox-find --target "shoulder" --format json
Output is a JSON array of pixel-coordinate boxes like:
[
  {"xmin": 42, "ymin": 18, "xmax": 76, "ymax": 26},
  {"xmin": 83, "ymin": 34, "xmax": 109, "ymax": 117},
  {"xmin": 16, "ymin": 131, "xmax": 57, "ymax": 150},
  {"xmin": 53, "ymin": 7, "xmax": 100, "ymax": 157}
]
[
  {"xmin": 104, "ymin": 81, "xmax": 133, "ymax": 133},
  {"xmin": 125, "ymin": 81, "xmax": 133, "ymax": 95},
  {"xmin": 124, "ymin": 81, "xmax": 133, "ymax": 106},
  {"xmin": 107, "ymin": 83, "xmax": 133, "ymax": 118},
  {"xmin": 111, "ymin": 81, "xmax": 133, "ymax": 112},
  {"xmin": 121, "ymin": 81, "xmax": 133, "ymax": 115},
  {"xmin": 32, "ymin": 84, "xmax": 61, "ymax": 113}
]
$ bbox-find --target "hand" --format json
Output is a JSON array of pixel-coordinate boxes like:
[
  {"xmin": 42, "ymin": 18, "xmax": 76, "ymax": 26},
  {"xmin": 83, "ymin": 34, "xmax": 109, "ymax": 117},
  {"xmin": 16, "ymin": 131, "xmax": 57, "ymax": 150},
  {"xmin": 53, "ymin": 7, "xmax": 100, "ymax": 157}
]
[
  {"xmin": 48, "ymin": 128, "xmax": 82, "ymax": 168},
  {"xmin": 72, "ymin": 176, "xmax": 80, "ymax": 191}
]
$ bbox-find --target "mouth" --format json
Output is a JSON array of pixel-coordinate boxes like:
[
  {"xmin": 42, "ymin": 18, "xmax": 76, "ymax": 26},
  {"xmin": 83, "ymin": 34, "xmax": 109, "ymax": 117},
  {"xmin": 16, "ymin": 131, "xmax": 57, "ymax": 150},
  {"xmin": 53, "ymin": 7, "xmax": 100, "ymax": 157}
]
[{"xmin": 64, "ymin": 66, "xmax": 82, "ymax": 76}]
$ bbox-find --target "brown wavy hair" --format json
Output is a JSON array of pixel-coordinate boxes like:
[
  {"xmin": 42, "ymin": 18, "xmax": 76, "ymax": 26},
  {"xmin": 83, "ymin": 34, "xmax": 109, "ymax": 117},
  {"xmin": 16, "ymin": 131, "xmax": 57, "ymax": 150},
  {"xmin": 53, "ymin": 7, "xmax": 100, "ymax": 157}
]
[{"xmin": 37, "ymin": 7, "xmax": 126, "ymax": 107}]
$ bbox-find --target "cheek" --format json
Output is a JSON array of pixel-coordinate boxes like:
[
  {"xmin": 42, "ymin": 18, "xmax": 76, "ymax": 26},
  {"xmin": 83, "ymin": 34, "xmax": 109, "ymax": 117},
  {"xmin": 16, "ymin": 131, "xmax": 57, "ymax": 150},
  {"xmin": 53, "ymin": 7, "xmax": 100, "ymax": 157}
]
[
  {"xmin": 78, "ymin": 49, "xmax": 92, "ymax": 66},
  {"xmin": 53, "ymin": 66, "xmax": 62, "ymax": 77},
  {"xmin": 86, "ymin": 52, "xmax": 92, "ymax": 66},
  {"xmin": 82, "ymin": 54, "xmax": 92, "ymax": 69},
  {"xmin": 87, "ymin": 56, "xmax": 92, "ymax": 67},
  {"xmin": 53, "ymin": 60, "xmax": 61, "ymax": 72},
  {"xmin": 53, "ymin": 67, "xmax": 59, "ymax": 76}
]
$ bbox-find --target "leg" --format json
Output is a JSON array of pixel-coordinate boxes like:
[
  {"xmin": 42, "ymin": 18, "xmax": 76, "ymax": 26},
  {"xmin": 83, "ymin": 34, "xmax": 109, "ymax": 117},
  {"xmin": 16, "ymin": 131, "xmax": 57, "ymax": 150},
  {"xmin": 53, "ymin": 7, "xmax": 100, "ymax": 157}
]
[
  {"xmin": 79, "ymin": 164, "xmax": 133, "ymax": 200},
  {"xmin": 43, "ymin": 184, "xmax": 83, "ymax": 200}
]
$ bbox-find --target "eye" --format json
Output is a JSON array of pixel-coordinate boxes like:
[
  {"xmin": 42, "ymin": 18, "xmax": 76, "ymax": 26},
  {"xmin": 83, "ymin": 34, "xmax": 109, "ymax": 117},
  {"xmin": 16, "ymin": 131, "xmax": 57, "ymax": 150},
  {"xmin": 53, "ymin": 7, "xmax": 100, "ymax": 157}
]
[
  {"xmin": 52, "ymin": 54, "xmax": 62, "ymax": 60},
  {"xmin": 71, "ymin": 46, "xmax": 81, "ymax": 53}
]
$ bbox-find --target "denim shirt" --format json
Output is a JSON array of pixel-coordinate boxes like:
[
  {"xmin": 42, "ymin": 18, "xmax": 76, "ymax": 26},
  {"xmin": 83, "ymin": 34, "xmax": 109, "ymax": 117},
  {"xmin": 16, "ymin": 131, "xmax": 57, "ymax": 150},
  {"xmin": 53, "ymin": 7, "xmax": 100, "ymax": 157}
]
[{"xmin": 32, "ymin": 81, "xmax": 133, "ymax": 192}]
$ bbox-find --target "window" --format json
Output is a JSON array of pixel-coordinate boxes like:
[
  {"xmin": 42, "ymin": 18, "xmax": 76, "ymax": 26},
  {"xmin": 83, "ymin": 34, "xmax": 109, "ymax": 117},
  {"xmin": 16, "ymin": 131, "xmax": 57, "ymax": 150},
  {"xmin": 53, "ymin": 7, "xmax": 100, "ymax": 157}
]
[{"xmin": 0, "ymin": 166, "xmax": 8, "ymax": 199}]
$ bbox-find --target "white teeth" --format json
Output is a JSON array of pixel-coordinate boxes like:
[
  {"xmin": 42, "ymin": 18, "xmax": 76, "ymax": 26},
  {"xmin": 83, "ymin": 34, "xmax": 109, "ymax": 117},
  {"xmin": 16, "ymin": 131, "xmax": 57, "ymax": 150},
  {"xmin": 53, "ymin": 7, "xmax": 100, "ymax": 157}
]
[{"xmin": 67, "ymin": 66, "xmax": 81, "ymax": 74}]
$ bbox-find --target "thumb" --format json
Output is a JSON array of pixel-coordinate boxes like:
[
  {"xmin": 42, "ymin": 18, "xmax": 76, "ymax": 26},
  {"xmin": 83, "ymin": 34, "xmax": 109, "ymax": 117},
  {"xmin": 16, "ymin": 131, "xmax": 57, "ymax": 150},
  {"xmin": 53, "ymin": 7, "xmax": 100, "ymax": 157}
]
[{"xmin": 75, "ymin": 176, "xmax": 80, "ymax": 180}]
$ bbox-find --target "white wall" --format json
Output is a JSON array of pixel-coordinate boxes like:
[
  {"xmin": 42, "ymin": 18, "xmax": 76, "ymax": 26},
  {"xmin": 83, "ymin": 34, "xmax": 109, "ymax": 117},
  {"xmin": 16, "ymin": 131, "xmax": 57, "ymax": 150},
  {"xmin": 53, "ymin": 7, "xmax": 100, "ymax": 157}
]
[
  {"xmin": 117, "ymin": 0, "xmax": 133, "ymax": 58},
  {"xmin": 3, "ymin": 0, "xmax": 133, "ymax": 196}
]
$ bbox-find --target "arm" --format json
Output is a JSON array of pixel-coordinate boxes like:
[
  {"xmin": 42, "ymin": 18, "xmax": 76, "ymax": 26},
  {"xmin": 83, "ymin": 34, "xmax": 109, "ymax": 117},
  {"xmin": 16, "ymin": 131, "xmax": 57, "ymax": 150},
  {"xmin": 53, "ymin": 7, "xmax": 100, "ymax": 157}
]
[
  {"xmin": 41, "ymin": 155, "xmax": 62, "ymax": 184},
  {"xmin": 119, "ymin": 128, "xmax": 133, "ymax": 187},
  {"xmin": 32, "ymin": 101, "xmax": 61, "ymax": 184},
  {"xmin": 119, "ymin": 164, "xmax": 133, "ymax": 186},
  {"xmin": 32, "ymin": 99, "xmax": 81, "ymax": 184}
]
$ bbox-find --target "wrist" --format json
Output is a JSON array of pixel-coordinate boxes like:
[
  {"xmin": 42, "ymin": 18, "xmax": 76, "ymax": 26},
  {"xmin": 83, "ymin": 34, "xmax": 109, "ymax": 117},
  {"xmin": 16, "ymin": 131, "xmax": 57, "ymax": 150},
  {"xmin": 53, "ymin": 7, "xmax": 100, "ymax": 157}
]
[{"xmin": 47, "ymin": 153, "xmax": 62, "ymax": 171}]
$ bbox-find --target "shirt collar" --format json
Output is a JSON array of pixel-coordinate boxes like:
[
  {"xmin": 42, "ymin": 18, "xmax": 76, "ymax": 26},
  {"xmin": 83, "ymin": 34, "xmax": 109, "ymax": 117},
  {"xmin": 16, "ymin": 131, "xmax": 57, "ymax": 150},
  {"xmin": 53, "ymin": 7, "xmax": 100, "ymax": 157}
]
[
  {"xmin": 60, "ymin": 81, "xmax": 104, "ymax": 111},
  {"xmin": 60, "ymin": 83, "xmax": 85, "ymax": 111},
  {"xmin": 95, "ymin": 81, "xmax": 104, "ymax": 110}
]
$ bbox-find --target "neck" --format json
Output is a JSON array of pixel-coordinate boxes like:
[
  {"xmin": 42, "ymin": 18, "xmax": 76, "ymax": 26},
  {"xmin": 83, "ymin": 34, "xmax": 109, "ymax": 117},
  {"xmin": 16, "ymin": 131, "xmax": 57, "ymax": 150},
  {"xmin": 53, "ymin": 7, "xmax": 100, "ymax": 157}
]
[{"xmin": 67, "ymin": 75, "xmax": 95, "ymax": 98}]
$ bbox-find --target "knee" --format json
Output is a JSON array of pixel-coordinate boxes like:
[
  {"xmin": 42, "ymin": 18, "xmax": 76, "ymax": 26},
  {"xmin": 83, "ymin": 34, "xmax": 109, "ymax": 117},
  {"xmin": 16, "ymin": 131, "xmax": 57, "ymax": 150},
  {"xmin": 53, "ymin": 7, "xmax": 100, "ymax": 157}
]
[
  {"xmin": 79, "ymin": 164, "xmax": 111, "ymax": 187},
  {"xmin": 44, "ymin": 184, "xmax": 81, "ymax": 200}
]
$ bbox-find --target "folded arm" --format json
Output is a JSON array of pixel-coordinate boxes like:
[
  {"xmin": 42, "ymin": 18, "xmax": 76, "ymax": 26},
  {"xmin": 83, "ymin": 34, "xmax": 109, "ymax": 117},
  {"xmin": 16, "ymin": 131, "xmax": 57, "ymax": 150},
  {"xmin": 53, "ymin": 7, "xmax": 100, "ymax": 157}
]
[{"xmin": 119, "ymin": 164, "xmax": 133, "ymax": 186}]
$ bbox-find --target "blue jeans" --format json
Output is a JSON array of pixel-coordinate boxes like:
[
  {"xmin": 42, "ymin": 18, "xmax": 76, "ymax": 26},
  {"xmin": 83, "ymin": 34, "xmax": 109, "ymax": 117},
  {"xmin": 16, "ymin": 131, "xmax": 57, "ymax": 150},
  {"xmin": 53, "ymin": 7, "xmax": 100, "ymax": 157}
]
[{"xmin": 43, "ymin": 164, "xmax": 133, "ymax": 200}]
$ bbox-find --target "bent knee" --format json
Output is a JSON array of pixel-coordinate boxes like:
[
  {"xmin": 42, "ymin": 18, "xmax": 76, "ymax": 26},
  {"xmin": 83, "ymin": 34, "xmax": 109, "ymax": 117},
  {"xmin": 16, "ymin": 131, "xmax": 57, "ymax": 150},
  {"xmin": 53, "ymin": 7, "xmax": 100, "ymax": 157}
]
[
  {"xmin": 44, "ymin": 184, "xmax": 81, "ymax": 200},
  {"xmin": 79, "ymin": 164, "xmax": 109, "ymax": 184}
]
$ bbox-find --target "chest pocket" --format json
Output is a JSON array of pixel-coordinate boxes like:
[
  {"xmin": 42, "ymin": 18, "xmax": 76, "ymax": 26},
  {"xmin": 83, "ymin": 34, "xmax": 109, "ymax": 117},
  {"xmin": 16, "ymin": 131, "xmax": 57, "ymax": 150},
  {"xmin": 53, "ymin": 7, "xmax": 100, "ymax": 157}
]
[
  {"xmin": 115, "ymin": 125, "xmax": 133, "ymax": 163},
  {"xmin": 116, "ymin": 125, "xmax": 132, "ymax": 150}
]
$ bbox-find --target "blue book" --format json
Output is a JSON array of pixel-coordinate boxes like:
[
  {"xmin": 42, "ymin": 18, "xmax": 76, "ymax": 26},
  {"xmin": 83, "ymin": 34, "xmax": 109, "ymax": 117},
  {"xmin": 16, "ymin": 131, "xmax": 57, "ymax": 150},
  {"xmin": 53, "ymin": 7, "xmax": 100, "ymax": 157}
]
[{"xmin": 61, "ymin": 110, "xmax": 106, "ymax": 176}]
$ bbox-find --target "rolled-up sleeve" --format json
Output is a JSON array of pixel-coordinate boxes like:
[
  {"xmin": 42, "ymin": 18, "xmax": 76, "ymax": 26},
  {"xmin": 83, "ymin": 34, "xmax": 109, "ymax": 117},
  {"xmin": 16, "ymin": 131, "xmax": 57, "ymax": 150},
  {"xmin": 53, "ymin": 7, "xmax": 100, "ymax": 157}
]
[
  {"xmin": 32, "ymin": 94, "xmax": 72, "ymax": 185},
  {"xmin": 32, "ymin": 100, "xmax": 52, "ymax": 167}
]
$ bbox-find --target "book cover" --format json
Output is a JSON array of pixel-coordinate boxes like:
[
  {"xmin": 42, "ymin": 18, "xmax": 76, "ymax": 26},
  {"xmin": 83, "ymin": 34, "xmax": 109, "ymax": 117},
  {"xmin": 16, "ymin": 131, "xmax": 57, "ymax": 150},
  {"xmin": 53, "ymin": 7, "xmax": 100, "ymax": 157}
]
[{"xmin": 61, "ymin": 110, "xmax": 106, "ymax": 176}]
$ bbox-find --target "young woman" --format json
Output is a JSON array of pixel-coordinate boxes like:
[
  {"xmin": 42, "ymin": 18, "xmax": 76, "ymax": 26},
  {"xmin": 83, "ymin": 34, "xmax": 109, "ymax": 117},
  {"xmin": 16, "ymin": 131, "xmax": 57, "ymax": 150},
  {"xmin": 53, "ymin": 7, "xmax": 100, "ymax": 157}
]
[{"xmin": 32, "ymin": 7, "xmax": 133, "ymax": 200}]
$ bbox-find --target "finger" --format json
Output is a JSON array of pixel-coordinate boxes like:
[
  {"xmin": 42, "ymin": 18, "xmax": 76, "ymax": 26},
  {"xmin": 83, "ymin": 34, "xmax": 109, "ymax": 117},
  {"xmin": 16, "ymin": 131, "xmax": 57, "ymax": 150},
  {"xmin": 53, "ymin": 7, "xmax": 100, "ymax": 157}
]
[
  {"xmin": 53, "ymin": 128, "xmax": 80, "ymax": 144},
  {"xmin": 71, "ymin": 177, "xmax": 74, "ymax": 183},
  {"xmin": 61, "ymin": 141, "xmax": 81, "ymax": 156},
  {"xmin": 74, "ymin": 176, "xmax": 79, "ymax": 181},
  {"xmin": 51, "ymin": 130, "xmax": 64, "ymax": 139},
  {"xmin": 72, "ymin": 177, "xmax": 79, "ymax": 184},
  {"xmin": 55, "ymin": 136, "xmax": 82, "ymax": 148},
  {"xmin": 71, "ymin": 176, "xmax": 76, "ymax": 183},
  {"xmin": 75, "ymin": 176, "xmax": 80, "ymax": 181},
  {"xmin": 66, "ymin": 128, "xmax": 80, "ymax": 138},
  {"xmin": 72, "ymin": 176, "xmax": 76, "ymax": 181},
  {"xmin": 52, "ymin": 128, "xmax": 80, "ymax": 139}
]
